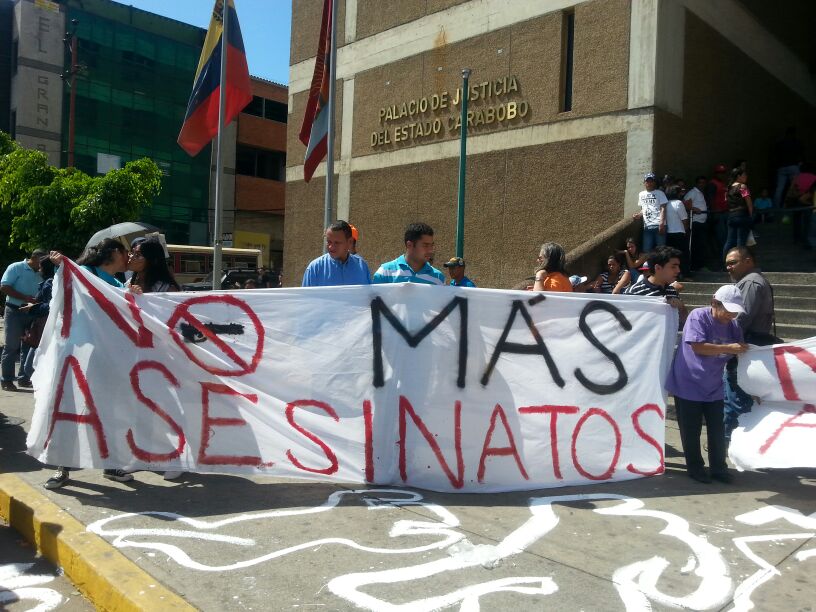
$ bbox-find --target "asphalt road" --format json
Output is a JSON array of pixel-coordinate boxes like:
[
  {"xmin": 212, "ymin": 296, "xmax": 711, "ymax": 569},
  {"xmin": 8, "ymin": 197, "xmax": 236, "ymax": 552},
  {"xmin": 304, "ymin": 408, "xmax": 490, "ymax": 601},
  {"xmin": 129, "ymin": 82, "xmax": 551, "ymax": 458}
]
[{"xmin": 2, "ymin": 380, "xmax": 815, "ymax": 611}]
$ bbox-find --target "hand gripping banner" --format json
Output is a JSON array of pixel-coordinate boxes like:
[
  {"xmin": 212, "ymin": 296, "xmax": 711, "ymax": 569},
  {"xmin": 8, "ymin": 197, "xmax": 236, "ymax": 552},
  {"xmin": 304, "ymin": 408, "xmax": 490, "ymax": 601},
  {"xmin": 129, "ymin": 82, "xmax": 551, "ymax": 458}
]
[{"xmin": 27, "ymin": 260, "xmax": 678, "ymax": 493}]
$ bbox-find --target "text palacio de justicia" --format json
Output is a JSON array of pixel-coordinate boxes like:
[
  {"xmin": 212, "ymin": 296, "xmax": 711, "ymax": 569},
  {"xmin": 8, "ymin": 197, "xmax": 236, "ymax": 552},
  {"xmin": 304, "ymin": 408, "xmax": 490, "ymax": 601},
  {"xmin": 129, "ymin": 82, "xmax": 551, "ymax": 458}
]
[{"xmin": 371, "ymin": 75, "xmax": 530, "ymax": 148}]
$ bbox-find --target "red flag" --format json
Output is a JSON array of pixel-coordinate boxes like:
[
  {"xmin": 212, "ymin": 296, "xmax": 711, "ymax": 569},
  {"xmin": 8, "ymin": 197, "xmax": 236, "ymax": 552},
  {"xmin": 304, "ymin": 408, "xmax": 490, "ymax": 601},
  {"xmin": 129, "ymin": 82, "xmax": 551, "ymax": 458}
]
[
  {"xmin": 178, "ymin": 0, "xmax": 252, "ymax": 157},
  {"xmin": 299, "ymin": 0, "xmax": 333, "ymax": 182}
]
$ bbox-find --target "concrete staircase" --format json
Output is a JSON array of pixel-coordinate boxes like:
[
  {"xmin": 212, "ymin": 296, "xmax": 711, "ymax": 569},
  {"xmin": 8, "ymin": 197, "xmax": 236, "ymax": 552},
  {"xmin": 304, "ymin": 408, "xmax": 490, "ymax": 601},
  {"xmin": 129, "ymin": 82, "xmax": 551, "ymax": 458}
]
[
  {"xmin": 682, "ymin": 271, "xmax": 816, "ymax": 340},
  {"xmin": 682, "ymin": 213, "xmax": 815, "ymax": 340}
]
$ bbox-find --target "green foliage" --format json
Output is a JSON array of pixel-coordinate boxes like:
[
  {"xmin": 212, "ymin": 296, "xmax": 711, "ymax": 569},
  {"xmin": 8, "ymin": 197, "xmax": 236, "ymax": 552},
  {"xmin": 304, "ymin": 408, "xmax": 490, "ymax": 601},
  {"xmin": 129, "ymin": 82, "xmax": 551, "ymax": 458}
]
[{"xmin": 0, "ymin": 131, "xmax": 163, "ymax": 259}]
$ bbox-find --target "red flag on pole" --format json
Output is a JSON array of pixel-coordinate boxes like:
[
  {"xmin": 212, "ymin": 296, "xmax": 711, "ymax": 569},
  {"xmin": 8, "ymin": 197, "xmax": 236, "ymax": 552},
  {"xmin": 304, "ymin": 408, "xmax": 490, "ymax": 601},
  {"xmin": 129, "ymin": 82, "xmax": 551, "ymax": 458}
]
[{"xmin": 299, "ymin": 0, "xmax": 333, "ymax": 182}]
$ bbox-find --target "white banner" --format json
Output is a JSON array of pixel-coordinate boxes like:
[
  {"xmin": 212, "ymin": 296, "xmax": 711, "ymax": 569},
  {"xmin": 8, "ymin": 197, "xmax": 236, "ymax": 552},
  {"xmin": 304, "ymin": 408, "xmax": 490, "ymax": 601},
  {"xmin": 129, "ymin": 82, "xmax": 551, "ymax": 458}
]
[
  {"xmin": 730, "ymin": 337, "xmax": 816, "ymax": 470},
  {"xmin": 27, "ymin": 260, "xmax": 678, "ymax": 493}
]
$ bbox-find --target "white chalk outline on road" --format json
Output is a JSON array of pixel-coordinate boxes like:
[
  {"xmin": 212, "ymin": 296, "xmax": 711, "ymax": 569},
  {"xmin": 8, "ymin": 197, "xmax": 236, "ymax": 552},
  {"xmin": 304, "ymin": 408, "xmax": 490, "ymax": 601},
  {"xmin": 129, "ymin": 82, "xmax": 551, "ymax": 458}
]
[
  {"xmin": 87, "ymin": 489, "xmax": 737, "ymax": 611},
  {"xmin": 0, "ymin": 562, "xmax": 63, "ymax": 612},
  {"xmin": 730, "ymin": 505, "xmax": 816, "ymax": 612}
]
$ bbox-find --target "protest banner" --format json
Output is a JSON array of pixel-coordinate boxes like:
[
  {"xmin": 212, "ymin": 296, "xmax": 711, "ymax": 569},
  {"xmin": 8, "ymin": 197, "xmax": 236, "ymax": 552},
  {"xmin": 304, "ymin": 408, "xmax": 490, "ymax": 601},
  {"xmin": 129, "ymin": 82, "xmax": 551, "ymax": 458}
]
[
  {"xmin": 27, "ymin": 260, "xmax": 678, "ymax": 493},
  {"xmin": 729, "ymin": 337, "xmax": 816, "ymax": 470}
]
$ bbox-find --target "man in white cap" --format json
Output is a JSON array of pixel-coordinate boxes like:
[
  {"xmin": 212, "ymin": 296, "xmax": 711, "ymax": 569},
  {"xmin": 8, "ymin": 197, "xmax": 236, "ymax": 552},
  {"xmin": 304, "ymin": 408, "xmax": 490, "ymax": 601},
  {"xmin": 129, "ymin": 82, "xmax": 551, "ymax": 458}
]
[{"xmin": 665, "ymin": 285, "xmax": 748, "ymax": 484}]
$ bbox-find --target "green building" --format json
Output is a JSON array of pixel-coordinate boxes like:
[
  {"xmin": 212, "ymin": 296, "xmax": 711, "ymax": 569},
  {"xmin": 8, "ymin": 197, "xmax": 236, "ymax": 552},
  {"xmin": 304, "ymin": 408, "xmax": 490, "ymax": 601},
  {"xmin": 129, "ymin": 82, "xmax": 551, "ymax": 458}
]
[{"xmin": 3, "ymin": 0, "xmax": 211, "ymax": 244}]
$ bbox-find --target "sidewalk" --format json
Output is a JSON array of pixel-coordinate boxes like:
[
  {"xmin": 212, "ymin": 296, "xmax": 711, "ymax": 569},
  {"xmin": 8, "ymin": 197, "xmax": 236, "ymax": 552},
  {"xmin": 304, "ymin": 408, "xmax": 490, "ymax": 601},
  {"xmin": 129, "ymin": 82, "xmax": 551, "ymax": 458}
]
[{"xmin": 2, "ymin": 381, "xmax": 815, "ymax": 611}]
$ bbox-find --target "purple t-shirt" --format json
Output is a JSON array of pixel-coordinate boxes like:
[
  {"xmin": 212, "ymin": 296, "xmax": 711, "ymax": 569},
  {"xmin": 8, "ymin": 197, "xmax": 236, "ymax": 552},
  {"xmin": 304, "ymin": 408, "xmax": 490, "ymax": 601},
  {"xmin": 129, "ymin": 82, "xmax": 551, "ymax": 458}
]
[{"xmin": 665, "ymin": 307, "xmax": 743, "ymax": 402}]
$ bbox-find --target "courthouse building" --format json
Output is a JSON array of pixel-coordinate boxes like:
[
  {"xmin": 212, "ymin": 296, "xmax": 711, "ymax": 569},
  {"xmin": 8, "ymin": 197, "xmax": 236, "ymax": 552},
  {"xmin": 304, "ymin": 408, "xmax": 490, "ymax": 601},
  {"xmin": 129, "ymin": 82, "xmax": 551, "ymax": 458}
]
[{"xmin": 285, "ymin": 0, "xmax": 815, "ymax": 287}]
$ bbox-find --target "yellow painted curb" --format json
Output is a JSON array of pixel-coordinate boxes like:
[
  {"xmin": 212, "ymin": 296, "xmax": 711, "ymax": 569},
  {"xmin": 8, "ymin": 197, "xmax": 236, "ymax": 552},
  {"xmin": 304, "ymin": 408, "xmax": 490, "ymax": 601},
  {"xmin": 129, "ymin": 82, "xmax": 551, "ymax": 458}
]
[{"xmin": 0, "ymin": 473, "xmax": 196, "ymax": 611}]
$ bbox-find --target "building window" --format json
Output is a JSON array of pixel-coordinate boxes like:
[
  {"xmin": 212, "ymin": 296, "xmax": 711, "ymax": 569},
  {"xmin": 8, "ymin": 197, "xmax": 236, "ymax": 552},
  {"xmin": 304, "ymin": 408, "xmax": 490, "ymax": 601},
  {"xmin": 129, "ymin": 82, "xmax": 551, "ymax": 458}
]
[
  {"xmin": 235, "ymin": 145, "xmax": 285, "ymax": 181},
  {"xmin": 243, "ymin": 95, "xmax": 287, "ymax": 124},
  {"xmin": 560, "ymin": 11, "xmax": 575, "ymax": 112}
]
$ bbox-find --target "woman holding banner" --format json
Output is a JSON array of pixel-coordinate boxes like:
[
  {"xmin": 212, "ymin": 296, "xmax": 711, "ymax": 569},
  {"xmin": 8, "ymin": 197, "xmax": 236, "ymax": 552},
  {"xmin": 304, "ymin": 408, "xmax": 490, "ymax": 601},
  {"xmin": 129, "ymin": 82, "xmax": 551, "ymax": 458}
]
[
  {"xmin": 44, "ymin": 239, "xmax": 139, "ymax": 489},
  {"xmin": 665, "ymin": 285, "xmax": 748, "ymax": 484}
]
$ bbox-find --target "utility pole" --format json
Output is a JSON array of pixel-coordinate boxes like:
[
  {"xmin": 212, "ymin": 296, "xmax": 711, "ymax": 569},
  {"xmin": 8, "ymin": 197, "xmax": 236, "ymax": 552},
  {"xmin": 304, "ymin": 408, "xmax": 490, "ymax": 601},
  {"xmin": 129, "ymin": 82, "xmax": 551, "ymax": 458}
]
[
  {"xmin": 63, "ymin": 19, "xmax": 79, "ymax": 168},
  {"xmin": 455, "ymin": 68, "xmax": 471, "ymax": 259}
]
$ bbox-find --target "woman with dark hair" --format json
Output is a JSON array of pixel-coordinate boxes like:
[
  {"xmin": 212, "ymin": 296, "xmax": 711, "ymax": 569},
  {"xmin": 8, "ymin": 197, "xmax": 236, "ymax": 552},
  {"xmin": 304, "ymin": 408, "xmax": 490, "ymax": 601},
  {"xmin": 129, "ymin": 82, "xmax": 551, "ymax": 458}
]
[
  {"xmin": 722, "ymin": 167, "xmax": 754, "ymax": 258},
  {"xmin": 75, "ymin": 238, "xmax": 130, "ymax": 288},
  {"xmin": 533, "ymin": 242, "xmax": 572, "ymax": 292},
  {"xmin": 126, "ymin": 238, "xmax": 180, "ymax": 293},
  {"xmin": 592, "ymin": 252, "xmax": 631, "ymax": 294},
  {"xmin": 621, "ymin": 237, "xmax": 647, "ymax": 282},
  {"xmin": 125, "ymin": 237, "xmax": 184, "ymax": 481},
  {"xmin": 19, "ymin": 256, "xmax": 57, "ymax": 384},
  {"xmin": 45, "ymin": 239, "xmax": 136, "ymax": 489}
]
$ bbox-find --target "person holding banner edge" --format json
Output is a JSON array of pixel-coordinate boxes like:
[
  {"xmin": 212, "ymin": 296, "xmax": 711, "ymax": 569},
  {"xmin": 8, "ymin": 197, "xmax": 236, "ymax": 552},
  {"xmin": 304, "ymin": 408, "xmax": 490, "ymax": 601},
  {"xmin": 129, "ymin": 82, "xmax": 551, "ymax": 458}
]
[
  {"xmin": 666, "ymin": 285, "xmax": 748, "ymax": 484},
  {"xmin": 45, "ymin": 240, "xmax": 141, "ymax": 489}
]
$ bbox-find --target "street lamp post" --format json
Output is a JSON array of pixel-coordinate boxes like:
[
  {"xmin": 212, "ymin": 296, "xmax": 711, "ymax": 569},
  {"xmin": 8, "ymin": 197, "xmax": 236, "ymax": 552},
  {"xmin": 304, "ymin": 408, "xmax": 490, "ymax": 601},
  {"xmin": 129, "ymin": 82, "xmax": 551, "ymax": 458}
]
[{"xmin": 455, "ymin": 68, "xmax": 471, "ymax": 259}]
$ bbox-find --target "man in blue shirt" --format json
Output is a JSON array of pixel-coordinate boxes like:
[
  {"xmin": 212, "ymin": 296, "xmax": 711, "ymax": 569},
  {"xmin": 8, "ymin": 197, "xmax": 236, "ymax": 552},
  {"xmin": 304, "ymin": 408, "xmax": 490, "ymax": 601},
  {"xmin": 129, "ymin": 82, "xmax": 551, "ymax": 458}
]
[
  {"xmin": 1, "ymin": 249, "xmax": 46, "ymax": 391},
  {"xmin": 373, "ymin": 222, "xmax": 445, "ymax": 285},
  {"xmin": 302, "ymin": 220, "xmax": 372, "ymax": 287},
  {"xmin": 443, "ymin": 257, "xmax": 476, "ymax": 287}
]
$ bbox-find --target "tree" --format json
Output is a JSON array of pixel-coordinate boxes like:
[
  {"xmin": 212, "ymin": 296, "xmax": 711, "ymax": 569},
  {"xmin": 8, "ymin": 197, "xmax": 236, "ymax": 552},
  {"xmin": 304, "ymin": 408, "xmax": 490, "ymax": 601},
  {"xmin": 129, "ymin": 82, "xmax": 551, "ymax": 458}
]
[{"xmin": 0, "ymin": 132, "xmax": 163, "ymax": 259}]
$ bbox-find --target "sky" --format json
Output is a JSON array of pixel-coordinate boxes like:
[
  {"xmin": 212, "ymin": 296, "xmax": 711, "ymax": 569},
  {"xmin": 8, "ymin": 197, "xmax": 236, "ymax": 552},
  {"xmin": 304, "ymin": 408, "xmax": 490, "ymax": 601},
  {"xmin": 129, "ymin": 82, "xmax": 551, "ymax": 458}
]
[{"xmin": 110, "ymin": 0, "xmax": 293, "ymax": 84}]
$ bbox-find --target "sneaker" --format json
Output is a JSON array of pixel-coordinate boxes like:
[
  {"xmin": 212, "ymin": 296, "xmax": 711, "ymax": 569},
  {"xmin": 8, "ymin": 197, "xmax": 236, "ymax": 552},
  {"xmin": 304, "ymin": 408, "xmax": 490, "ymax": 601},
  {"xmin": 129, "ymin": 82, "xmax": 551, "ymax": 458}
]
[
  {"xmin": 44, "ymin": 469, "xmax": 69, "ymax": 490},
  {"xmin": 163, "ymin": 470, "xmax": 184, "ymax": 481},
  {"xmin": 1, "ymin": 381, "xmax": 17, "ymax": 392},
  {"xmin": 16, "ymin": 379, "xmax": 32, "ymax": 388},
  {"xmin": 103, "ymin": 469, "xmax": 134, "ymax": 482}
]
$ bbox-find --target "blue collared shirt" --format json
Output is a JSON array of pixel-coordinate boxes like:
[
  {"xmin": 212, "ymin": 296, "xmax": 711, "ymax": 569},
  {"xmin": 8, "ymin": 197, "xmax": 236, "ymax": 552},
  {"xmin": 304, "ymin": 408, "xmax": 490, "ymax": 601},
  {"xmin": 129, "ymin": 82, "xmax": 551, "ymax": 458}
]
[
  {"xmin": 372, "ymin": 254, "xmax": 445, "ymax": 285},
  {"xmin": 1, "ymin": 260, "xmax": 42, "ymax": 306},
  {"xmin": 82, "ymin": 265, "xmax": 124, "ymax": 288},
  {"xmin": 302, "ymin": 253, "xmax": 372, "ymax": 287},
  {"xmin": 451, "ymin": 276, "xmax": 476, "ymax": 288}
]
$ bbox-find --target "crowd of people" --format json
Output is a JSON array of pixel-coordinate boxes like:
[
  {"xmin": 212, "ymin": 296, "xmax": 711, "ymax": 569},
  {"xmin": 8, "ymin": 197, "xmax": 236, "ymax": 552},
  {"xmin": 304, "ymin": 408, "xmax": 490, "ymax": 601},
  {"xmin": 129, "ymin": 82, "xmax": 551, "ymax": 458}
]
[{"xmin": 0, "ymin": 182, "xmax": 793, "ymax": 490}]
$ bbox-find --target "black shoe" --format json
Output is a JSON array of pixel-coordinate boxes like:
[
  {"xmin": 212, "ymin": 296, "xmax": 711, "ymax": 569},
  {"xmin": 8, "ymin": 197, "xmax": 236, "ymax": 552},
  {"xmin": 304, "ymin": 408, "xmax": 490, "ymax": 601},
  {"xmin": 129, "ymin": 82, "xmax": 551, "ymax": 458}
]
[
  {"xmin": 16, "ymin": 378, "xmax": 32, "ymax": 388},
  {"xmin": 689, "ymin": 470, "xmax": 711, "ymax": 483},
  {"xmin": 44, "ymin": 469, "xmax": 69, "ymax": 490},
  {"xmin": 103, "ymin": 469, "xmax": 134, "ymax": 482},
  {"xmin": 1, "ymin": 381, "xmax": 17, "ymax": 392},
  {"xmin": 711, "ymin": 472, "xmax": 733, "ymax": 484}
]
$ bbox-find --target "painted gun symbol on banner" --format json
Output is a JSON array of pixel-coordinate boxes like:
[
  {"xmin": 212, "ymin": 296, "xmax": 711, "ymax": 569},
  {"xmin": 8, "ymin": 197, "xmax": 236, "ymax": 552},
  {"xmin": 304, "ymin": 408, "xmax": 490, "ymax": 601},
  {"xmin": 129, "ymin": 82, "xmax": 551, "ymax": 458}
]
[{"xmin": 179, "ymin": 322, "xmax": 245, "ymax": 343}]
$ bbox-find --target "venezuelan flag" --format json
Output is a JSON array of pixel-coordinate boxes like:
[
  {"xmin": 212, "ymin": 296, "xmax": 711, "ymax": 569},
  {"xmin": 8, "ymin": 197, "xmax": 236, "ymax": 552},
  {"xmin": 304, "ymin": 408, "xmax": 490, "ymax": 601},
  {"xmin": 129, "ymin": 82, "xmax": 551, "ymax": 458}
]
[
  {"xmin": 178, "ymin": 0, "xmax": 252, "ymax": 157},
  {"xmin": 299, "ymin": 0, "xmax": 333, "ymax": 182}
]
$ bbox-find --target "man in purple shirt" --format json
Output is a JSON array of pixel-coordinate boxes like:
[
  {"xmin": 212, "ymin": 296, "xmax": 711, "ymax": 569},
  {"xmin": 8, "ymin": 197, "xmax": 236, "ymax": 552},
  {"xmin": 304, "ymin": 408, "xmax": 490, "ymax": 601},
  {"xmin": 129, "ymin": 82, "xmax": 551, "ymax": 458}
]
[{"xmin": 666, "ymin": 285, "xmax": 748, "ymax": 484}]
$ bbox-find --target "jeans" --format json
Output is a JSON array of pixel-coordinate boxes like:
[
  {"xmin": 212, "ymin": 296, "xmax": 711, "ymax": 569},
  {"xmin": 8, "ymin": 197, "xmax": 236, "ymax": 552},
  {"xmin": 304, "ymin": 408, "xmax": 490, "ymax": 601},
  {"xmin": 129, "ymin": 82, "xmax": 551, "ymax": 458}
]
[
  {"xmin": 641, "ymin": 226, "xmax": 666, "ymax": 254},
  {"xmin": 689, "ymin": 221, "xmax": 708, "ymax": 270},
  {"xmin": 774, "ymin": 164, "xmax": 800, "ymax": 207},
  {"xmin": 1, "ymin": 306, "xmax": 33, "ymax": 383},
  {"xmin": 723, "ymin": 215, "xmax": 752, "ymax": 259},
  {"xmin": 723, "ymin": 359, "xmax": 753, "ymax": 441},
  {"xmin": 22, "ymin": 346, "xmax": 37, "ymax": 381},
  {"xmin": 675, "ymin": 396, "xmax": 728, "ymax": 476}
]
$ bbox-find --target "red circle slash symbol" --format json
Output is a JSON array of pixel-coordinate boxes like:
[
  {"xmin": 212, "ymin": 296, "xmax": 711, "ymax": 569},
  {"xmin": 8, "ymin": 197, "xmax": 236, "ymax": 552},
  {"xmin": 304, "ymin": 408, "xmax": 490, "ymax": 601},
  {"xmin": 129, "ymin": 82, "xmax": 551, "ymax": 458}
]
[{"xmin": 167, "ymin": 295, "xmax": 265, "ymax": 376}]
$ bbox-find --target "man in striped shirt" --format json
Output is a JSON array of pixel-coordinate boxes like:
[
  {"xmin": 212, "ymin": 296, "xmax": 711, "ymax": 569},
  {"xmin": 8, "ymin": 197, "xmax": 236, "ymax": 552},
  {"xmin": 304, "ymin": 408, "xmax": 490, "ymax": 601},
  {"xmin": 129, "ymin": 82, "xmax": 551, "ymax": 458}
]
[
  {"xmin": 625, "ymin": 245, "xmax": 687, "ymax": 321},
  {"xmin": 373, "ymin": 222, "xmax": 446, "ymax": 285}
]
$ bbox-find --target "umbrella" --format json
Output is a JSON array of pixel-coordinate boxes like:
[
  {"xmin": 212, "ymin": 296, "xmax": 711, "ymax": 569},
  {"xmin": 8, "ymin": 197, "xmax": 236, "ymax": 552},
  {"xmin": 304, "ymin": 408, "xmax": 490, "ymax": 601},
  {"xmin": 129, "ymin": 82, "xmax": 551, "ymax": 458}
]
[{"xmin": 85, "ymin": 222, "xmax": 162, "ymax": 250}]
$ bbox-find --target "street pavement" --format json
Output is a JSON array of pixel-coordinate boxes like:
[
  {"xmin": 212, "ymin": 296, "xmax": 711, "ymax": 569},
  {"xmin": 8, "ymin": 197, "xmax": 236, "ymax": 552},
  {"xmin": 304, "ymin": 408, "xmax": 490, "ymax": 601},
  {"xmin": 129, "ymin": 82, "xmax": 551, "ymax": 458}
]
[
  {"xmin": 1, "ymin": 380, "xmax": 815, "ymax": 612},
  {"xmin": 0, "ymin": 518, "xmax": 93, "ymax": 611}
]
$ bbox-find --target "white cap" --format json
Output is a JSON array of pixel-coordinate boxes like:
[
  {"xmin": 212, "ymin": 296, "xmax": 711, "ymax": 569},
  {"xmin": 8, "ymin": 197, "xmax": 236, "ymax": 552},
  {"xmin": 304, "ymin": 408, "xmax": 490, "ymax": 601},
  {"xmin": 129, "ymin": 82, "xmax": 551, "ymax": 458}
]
[{"xmin": 713, "ymin": 285, "xmax": 745, "ymax": 314}]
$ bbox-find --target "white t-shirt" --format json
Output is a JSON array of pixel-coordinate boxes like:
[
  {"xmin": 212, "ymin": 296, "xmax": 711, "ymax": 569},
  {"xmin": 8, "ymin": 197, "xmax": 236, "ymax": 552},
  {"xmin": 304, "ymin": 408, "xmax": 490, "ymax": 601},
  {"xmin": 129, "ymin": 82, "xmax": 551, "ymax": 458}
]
[
  {"xmin": 638, "ymin": 189, "xmax": 668, "ymax": 228},
  {"xmin": 666, "ymin": 199, "xmax": 688, "ymax": 234},
  {"xmin": 684, "ymin": 186, "xmax": 708, "ymax": 223}
]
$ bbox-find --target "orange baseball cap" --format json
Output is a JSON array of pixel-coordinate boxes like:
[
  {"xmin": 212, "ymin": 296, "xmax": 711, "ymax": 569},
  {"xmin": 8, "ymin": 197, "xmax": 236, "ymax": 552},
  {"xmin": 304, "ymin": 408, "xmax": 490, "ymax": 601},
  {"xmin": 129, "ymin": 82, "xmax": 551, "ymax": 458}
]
[{"xmin": 349, "ymin": 224, "xmax": 359, "ymax": 241}]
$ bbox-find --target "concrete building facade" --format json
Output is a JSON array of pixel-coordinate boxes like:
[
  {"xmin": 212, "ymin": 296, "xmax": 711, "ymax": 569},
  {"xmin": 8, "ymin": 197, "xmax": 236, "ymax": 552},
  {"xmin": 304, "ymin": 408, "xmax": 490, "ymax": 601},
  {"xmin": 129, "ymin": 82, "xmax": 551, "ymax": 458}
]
[{"xmin": 285, "ymin": 0, "xmax": 815, "ymax": 287}]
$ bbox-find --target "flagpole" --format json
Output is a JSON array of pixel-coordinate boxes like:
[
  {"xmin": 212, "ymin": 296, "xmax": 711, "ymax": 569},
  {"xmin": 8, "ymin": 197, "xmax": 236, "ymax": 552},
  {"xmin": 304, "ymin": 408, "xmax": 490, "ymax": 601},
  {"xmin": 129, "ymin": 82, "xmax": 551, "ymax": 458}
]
[
  {"xmin": 212, "ymin": 0, "xmax": 229, "ymax": 288},
  {"xmin": 323, "ymin": 0, "xmax": 339, "ymax": 250}
]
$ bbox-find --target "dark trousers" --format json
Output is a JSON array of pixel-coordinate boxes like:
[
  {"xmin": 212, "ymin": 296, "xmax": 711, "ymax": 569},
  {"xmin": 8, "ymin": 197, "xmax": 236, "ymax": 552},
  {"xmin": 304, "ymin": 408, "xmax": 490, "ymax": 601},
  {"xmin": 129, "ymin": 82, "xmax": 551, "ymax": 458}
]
[
  {"xmin": 675, "ymin": 396, "xmax": 728, "ymax": 476},
  {"xmin": 688, "ymin": 221, "xmax": 708, "ymax": 271},
  {"xmin": 666, "ymin": 232, "xmax": 689, "ymax": 276}
]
